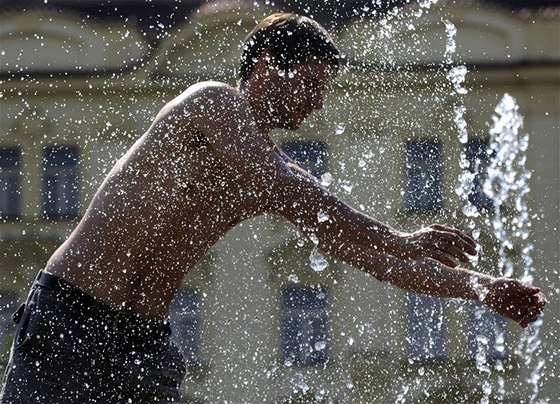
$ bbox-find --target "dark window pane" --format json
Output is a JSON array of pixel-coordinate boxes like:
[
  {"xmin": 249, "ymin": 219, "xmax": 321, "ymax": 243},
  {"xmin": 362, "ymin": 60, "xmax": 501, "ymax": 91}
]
[
  {"xmin": 0, "ymin": 147, "xmax": 21, "ymax": 219},
  {"xmin": 466, "ymin": 138, "xmax": 494, "ymax": 212},
  {"xmin": 408, "ymin": 293, "xmax": 447, "ymax": 361},
  {"xmin": 281, "ymin": 286, "xmax": 329, "ymax": 366},
  {"xmin": 282, "ymin": 140, "xmax": 328, "ymax": 177},
  {"xmin": 42, "ymin": 146, "xmax": 80, "ymax": 219},
  {"xmin": 468, "ymin": 300, "xmax": 507, "ymax": 360},
  {"xmin": 0, "ymin": 148, "xmax": 21, "ymax": 168},
  {"xmin": 405, "ymin": 139, "xmax": 443, "ymax": 212},
  {"xmin": 170, "ymin": 289, "xmax": 200, "ymax": 366}
]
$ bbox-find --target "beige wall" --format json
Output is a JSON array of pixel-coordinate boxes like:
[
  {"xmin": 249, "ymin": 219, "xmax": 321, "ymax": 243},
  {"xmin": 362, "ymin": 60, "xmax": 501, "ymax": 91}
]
[{"xmin": 1, "ymin": 2, "xmax": 558, "ymax": 402}]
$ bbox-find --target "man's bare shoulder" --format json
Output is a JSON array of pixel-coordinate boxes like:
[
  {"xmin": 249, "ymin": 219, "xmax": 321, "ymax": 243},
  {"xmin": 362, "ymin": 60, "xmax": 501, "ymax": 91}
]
[
  {"xmin": 171, "ymin": 81, "xmax": 246, "ymax": 111},
  {"xmin": 160, "ymin": 81, "xmax": 258, "ymax": 144}
]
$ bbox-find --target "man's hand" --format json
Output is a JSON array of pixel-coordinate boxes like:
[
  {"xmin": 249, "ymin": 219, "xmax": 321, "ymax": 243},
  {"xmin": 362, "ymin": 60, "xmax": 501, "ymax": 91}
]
[
  {"xmin": 402, "ymin": 224, "xmax": 478, "ymax": 267},
  {"xmin": 484, "ymin": 278, "xmax": 546, "ymax": 328}
]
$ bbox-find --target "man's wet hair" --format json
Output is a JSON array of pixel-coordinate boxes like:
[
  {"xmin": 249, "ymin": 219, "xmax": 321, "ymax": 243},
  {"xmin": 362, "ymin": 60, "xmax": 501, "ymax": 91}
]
[{"xmin": 239, "ymin": 13, "xmax": 340, "ymax": 82}]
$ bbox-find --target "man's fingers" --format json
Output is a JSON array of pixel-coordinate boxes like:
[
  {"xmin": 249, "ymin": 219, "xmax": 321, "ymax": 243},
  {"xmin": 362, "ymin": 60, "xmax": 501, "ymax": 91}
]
[
  {"xmin": 429, "ymin": 224, "xmax": 477, "ymax": 250},
  {"xmin": 434, "ymin": 241, "xmax": 470, "ymax": 263},
  {"xmin": 534, "ymin": 296, "xmax": 546, "ymax": 313},
  {"xmin": 520, "ymin": 311, "xmax": 541, "ymax": 328},
  {"xmin": 529, "ymin": 293, "xmax": 545, "ymax": 307},
  {"xmin": 517, "ymin": 283, "xmax": 544, "ymax": 300},
  {"xmin": 518, "ymin": 292, "xmax": 546, "ymax": 327}
]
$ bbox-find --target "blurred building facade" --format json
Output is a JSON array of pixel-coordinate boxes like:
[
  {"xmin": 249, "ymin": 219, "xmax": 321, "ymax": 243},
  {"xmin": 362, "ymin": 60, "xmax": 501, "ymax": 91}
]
[{"xmin": 0, "ymin": 0, "xmax": 559, "ymax": 402}]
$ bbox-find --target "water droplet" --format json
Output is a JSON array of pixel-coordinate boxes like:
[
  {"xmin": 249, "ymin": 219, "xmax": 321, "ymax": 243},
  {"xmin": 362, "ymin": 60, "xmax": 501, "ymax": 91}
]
[
  {"xmin": 320, "ymin": 172, "xmax": 333, "ymax": 187},
  {"xmin": 317, "ymin": 210, "xmax": 329, "ymax": 223},
  {"xmin": 470, "ymin": 275, "xmax": 489, "ymax": 301},
  {"xmin": 314, "ymin": 340, "xmax": 326, "ymax": 351},
  {"xmin": 309, "ymin": 247, "xmax": 328, "ymax": 272},
  {"xmin": 340, "ymin": 180, "xmax": 353, "ymax": 193},
  {"xmin": 309, "ymin": 233, "xmax": 319, "ymax": 246},
  {"xmin": 447, "ymin": 65, "xmax": 469, "ymax": 95},
  {"xmin": 314, "ymin": 390, "xmax": 326, "ymax": 401},
  {"xmin": 335, "ymin": 123, "xmax": 346, "ymax": 135},
  {"xmin": 472, "ymin": 228, "xmax": 481, "ymax": 239}
]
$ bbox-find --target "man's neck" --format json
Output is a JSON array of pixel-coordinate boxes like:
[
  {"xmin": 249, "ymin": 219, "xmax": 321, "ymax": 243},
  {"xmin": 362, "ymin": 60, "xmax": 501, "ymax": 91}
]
[{"xmin": 238, "ymin": 80, "xmax": 275, "ymax": 135}]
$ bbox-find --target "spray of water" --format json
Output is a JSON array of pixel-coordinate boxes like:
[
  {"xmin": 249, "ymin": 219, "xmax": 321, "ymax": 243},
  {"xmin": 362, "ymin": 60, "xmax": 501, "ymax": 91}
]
[
  {"xmin": 446, "ymin": 18, "xmax": 495, "ymax": 402},
  {"xmin": 449, "ymin": 10, "xmax": 545, "ymax": 395},
  {"xmin": 485, "ymin": 94, "xmax": 544, "ymax": 403}
]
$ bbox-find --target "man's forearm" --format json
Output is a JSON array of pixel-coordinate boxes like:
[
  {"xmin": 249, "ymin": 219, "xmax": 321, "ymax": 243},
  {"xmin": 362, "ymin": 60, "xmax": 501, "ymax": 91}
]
[
  {"xmin": 271, "ymin": 167, "xmax": 406, "ymax": 257},
  {"xmin": 322, "ymin": 238, "xmax": 492, "ymax": 301}
]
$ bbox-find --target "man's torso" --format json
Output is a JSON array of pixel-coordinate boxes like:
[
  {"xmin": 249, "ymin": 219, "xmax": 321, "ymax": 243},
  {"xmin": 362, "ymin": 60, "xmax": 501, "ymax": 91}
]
[{"xmin": 46, "ymin": 83, "xmax": 271, "ymax": 318}]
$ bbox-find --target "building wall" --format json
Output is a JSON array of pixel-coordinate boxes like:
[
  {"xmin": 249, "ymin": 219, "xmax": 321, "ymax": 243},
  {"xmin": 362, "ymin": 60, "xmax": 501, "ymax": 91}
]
[{"xmin": 0, "ymin": 2, "xmax": 558, "ymax": 402}]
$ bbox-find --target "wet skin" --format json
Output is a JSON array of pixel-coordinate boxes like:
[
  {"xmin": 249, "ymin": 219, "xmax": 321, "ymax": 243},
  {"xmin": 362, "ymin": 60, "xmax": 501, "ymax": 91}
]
[
  {"xmin": 46, "ymin": 57, "xmax": 545, "ymax": 325},
  {"xmin": 45, "ymin": 58, "xmax": 333, "ymax": 318}
]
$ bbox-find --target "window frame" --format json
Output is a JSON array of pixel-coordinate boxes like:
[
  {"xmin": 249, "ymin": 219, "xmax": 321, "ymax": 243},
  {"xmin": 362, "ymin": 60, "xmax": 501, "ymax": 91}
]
[
  {"xmin": 0, "ymin": 147, "xmax": 22, "ymax": 221},
  {"xmin": 281, "ymin": 140, "xmax": 329, "ymax": 178},
  {"xmin": 280, "ymin": 285, "xmax": 330, "ymax": 367},
  {"xmin": 404, "ymin": 138, "xmax": 444, "ymax": 213},
  {"xmin": 169, "ymin": 288, "xmax": 201, "ymax": 366},
  {"xmin": 41, "ymin": 145, "xmax": 81, "ymax": 220},
  {"xmin": 465, "ymin": 137, "xmax": 494, "ymax": 213},
  {"xmin": 407, "ymin": 293, "xmax": 448, "ymax": 361}
]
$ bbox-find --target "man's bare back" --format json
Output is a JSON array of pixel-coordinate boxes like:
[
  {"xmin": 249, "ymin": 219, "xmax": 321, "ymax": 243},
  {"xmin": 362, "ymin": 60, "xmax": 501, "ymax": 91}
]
[{"xmin": 46, "ymin": 82, "xmax": 271, "ymax": 317}]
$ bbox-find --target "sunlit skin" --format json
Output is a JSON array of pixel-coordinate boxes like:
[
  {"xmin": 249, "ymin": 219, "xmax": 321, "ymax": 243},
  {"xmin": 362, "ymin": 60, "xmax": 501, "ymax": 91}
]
[{"xmin": 46, "ymin": 51, "xmax": 545, "ymax": 327}]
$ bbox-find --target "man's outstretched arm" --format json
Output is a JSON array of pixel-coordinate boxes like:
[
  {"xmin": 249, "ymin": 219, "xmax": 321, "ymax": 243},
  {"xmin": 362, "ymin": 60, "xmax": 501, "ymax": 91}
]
[
  {"xmin": 270, "ymin": 142, "xmax": 545, "ymax": 327},
  {"xmin": 270, "ymin": 161, "xmax": 478, "ymax": 269},
  {"xmin": 282, "ymin": 160, "xmax": 478, "ymax": 268},
  {"xmin": 181, "ymin": 84, "xmax": 545, "ymax": 326}
]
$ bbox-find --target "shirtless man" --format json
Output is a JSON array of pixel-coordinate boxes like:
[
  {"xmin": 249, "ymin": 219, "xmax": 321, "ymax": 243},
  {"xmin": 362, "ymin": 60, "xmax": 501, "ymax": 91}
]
[{"xmin": 1, "ymin": 13, "xmax": 546, "ymax": 403}]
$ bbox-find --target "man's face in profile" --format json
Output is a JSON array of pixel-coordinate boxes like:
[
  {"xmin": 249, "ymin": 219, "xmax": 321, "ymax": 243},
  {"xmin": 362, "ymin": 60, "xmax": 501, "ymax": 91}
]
[{"xmin": 265, "ymin": 58, "xmax": 333, "ymax": 131}]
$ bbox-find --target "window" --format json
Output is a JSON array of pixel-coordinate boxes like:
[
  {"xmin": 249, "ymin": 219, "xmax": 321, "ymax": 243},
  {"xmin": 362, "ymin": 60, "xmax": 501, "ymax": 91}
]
[
  {"xmin": 0, "ymin": 147, "xmax": 22, "ymax": 220},
  {"xmin": 281, "ymin": 285, "xmax": 330, "ymax": 366},
  {"xmin": 407, "ymin": 293, "xmax": 447, "ymax": 361},
  {"xmin": 170, "ymin": 289, "xmax": 200, "ymax": 366},
  {"xmin": 281, "ymin": 140, "xmax": 328, "ymax": 177},
  {"xmin": 404, "ymin": 139, "xmax": 443, "ymax": 212},
  {"xmin": 42, "ymin": 146, "xmax": 80, "ymax": 219},
  {"xmin": 465, "ymin": 138, "xmax": 493, "ymax": 212},
  {"xmin": 468, "ymin": 300, "xmax": 507, "ymax": 360}
]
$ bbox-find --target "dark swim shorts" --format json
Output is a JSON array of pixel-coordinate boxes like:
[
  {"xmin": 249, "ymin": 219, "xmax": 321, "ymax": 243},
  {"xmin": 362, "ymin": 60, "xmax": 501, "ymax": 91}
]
[{"xmin": 0, "ymin": 271, "xmax": 186, "ymax": 403}]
